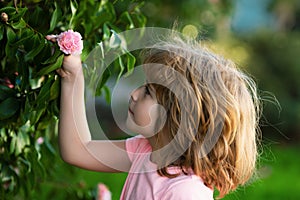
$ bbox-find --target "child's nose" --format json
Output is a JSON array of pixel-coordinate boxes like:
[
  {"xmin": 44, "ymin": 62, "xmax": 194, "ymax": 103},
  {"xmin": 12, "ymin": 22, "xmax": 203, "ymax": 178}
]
[{"xmin": 130, "ymin": 87, "xmax": 140, "ymax": 101}]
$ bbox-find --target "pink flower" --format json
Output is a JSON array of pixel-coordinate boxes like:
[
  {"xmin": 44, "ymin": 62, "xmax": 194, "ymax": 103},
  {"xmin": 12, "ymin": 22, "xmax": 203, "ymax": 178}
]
[
  {"xmin": 56, "ymin": 30, "xmax": 83, "ymax": 55},
  {"xmin": 0, "ymin": 77, "xmax": 14, "ymax": 88},
  {"xmin": 37, "ymin": 137, "xmax": 44, "ymax": 145},
  {"xmin": 97, "ymin": 183, "xmax": 111, "ymax": 200}
]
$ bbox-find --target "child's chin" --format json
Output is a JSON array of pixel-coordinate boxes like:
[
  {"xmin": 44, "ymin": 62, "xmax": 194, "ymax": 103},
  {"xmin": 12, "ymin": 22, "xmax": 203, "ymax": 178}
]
[
  {"xmin": 125, "ymin": 116, "xmax": 140, "ymax": 134},
  {"xmin": 125, "ymin": 115, "xmax": 160, "ymax": 138}
]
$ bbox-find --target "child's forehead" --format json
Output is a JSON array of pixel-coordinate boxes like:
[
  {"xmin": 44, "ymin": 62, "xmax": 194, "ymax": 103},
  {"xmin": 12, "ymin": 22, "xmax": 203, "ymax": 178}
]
[
  {"xmin": 146, "ymin": 83, "xmax": 157, "ymax": 94},
  {"xmin": 143, "ymin": 63, "xmax": 168, "ymax": 77},
  {"xmin": 143, "ymin": 69, "xmax": 163, "ymax": 85}
]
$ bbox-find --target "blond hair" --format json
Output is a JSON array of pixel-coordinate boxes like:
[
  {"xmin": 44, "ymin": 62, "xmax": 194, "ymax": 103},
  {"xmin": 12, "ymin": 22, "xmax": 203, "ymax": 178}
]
[{"xmin": 142, "ymin": 35, "xmax": 261, "ymax": 197}]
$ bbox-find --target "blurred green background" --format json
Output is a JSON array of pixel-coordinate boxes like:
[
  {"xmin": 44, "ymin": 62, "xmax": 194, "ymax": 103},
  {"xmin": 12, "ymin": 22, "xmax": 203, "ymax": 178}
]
[{"xmin": 1, "ymin": 0, "xmax": 300, "ymax": 199}]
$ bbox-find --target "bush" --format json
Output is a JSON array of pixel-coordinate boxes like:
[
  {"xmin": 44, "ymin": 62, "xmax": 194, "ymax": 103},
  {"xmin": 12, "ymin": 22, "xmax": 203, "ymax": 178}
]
[{"xmin": 0, "ymin": 0, "xmax": 146, "ymax": 199}]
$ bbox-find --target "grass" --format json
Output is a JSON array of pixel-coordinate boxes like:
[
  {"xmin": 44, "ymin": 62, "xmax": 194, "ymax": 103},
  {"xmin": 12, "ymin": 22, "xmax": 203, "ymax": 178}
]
[
  {"xmin": 28, "ymin": 143, "xmax": 300, "ymax": 200},
  {"xmin": 223, "ymin": 144, "xmax": 300, "ymax": 200}
]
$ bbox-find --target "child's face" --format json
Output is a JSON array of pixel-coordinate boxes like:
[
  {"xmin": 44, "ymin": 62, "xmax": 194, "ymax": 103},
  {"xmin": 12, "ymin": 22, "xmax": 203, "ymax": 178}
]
[{"xmin": 126, "ymin": 84, "xmax": 161, "ymax": 137}]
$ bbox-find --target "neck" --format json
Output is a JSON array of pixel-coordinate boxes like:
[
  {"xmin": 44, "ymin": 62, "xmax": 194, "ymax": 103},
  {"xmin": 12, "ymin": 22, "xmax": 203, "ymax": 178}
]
[
  {"xmin": 147, "ymin": 135, "xmax": 158, "ymax": 150},
  {"xmin": 147, "ymin": 133, "xmax": 168, "ymax": 164}
]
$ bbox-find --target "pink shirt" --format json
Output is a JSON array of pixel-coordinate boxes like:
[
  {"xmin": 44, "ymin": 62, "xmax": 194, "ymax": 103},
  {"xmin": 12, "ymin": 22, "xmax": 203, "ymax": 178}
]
[{"xmin": 120, "ymin": 135, "xmax": 214, "ymax": 200}]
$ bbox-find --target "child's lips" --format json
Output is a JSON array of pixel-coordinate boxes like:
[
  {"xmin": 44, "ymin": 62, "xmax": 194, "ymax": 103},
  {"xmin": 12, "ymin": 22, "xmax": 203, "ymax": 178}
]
[{"xmin": 128, "ymin": 107, "xmax": 134, "ymax": 115}]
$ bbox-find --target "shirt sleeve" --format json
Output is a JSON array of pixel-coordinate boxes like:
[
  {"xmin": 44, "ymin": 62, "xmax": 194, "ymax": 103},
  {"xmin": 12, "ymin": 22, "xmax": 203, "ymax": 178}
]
[
  {"xmin": 163, "ymin": 180, "xmax": 214, "ymax": 200},
  {"xmin": 125, "ymin": 135, "xmax": 151, "ymax": 162}
]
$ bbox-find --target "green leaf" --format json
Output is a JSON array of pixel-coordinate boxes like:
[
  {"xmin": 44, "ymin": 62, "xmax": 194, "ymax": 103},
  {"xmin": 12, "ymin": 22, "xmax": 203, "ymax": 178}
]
[
  {"xmin": 18, "ymin": 157, "xmax": 31, "ymax": 173},
  {"xmin": 70, "ymin": 0, "xmax": 77, "ymax": 16},
  {"xmin": 84, "ymin": 23, "xmax": 93, "ymax": 36},
  {"xmin": 41, "ymin": 50, "xmax": 62, "ymax": 65},
  {"xmin": 5, "ymin": 42, "xmax": 17, "ymax": 58},
  {"xmin": 136, "ymin": 14, "xmax": 147, "ymax": 27},
  {"xmin": 29, "ymin": 6, "xmax": 43, "ymax": 27},
  {"xmin": 120, "ymin": 11, "xmax": 135, "ymax": 29},
  {"xmin": 102, "ymin": 23, "xmax": 111, "ymax": 40},
  {"xmin": 117, "ymin": 55, "xmax": 125, "ymax": 81},
  {"xmin": 96, "ymin": 68, "xmax": 111, "ymax": 96},
  {"xmin": 49, "ymin": 99, "xmax": 60, "ymax": 116},
  {"xmin": 18, "ymin": 61, "xmax": 30, "ymax": 91},
  {"xmin": 0, "ymin": 128, "xmax": 7, "ymax": 142},
  {"xmin": 102, "ymin": 85, "xmax": 111, "ymax": 103},
  {"xmin": 45, "ymin": 139, "xmax": 56, "ymax": 155},
  {"xmin": 36, "ymin": 77, "xmax": 53, "ymax": 104},
  {"xmin": 125, "ymin": 51, "xmax": 136, "ymax": 76},
  {"xmin": 0, "ymin": 85, "xmax": 16, "ymax": 101},
  {"xmin": 6, "ymin": 26, "xmax": 16, "ymax": 43},
  {"xmin": 49, "ymin": 3, "xmax": 61, "ymax": 32},
  {"xmin": 35, "ymin": 54, "xmax": 64, "ymax": 77},
  {"xmin": 9, "ymin": 7, "xmax": 27, "ymax": 22},
  {"xmin": 0, "ymin": 97, "xmax": 19, "ymax": 120},
  {"xmin": 69, "ymin": 0, "xmax": 78, "ymax": 28},
  {"xmin": 0, "ymin": 7, "xmax": 16, "ymax": 14},
  {"xmin": 0, "ymin": 26, "xmax": 4, "ymax": 41},
  {"xmin": 10, "ymin": 131, "xmax": 17, "ymax": 154},
  {"xmin": 13, "ymin": 122, "xmax": 31, "ymax": 156},
  {"xmin": 30, "ymin": 109, "xmax": 46, "ymax": 125},
  {"xmin": 24, "ymin": 35, "xmax": 44, "ymax": 62},
  {"xmin": 12, "ymin": 29, "xmax": 34, "ymax": 46},
  {"xmin": 100, "ymin": 1, "xmax": 116, "ymax": 22},
  {"xmin": 50, "ymin": 77, "xmax": 60, "ymax": 100},
  {"xmin": 84, "ymin": 1, "xmax": 116, "ymax": 33},
  {"xmin": 20, "ymin": 97, "xmax": 32, "ymax": 123},
  {"xmin": 11, "ymin": 18, "xmax": 26, "ymax": 29}
]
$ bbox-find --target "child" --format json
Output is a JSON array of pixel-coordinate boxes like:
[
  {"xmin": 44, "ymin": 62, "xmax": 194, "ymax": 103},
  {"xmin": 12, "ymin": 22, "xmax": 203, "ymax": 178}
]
[{"xmin": 53, "ymin": 32, "xmax": 260, "ymax": 199}]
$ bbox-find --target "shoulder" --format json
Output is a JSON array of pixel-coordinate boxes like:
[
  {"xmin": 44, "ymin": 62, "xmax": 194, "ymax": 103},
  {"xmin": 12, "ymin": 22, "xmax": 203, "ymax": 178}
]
[
  {"xmin": 163, "ymin": 175, "xmax": 214, "ymax": 200},
  {"xmin": 125, "ymin": 135, "xmax": 151, "ymax": 161}
]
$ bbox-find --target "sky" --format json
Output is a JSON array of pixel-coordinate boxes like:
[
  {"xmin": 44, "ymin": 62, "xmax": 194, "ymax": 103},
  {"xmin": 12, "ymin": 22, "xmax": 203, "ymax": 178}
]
[{"xmin": 231, "ymin": 0, "xmax": 275, "ymax": 33}]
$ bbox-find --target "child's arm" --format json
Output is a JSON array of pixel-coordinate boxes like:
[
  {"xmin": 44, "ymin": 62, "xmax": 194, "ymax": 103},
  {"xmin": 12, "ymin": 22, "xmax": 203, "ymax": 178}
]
[{"xmin": 58, "ymin": 55, "xmax": 131, "ymax": 172}]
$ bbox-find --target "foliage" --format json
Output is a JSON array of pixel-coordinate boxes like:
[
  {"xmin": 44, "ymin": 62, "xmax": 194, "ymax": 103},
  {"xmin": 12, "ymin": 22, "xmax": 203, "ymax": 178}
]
[
  {"xmin": 242, "ymin": 31, "xmax": 300, "ymax": 143},
  {"xmin": 0, "ymin": 0, "xmax": 146, "ymax": 199},
  {"xmin": 144, "ymin": 0, "xmax": 300, "ymax": 144},
  {"xmin": 142, "ymin": 0, "xmax": 234, "ymax": 38},
  {"xmin": 1, "ymin": 0, "xmax": 299, "ymax": 199},
  {"xmin": 223, "ymin": 144, "xmax": 300, "ymax": 200}
]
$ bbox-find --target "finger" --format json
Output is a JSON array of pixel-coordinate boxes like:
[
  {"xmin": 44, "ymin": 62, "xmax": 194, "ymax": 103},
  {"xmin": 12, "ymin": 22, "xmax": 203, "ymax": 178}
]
[
  {"xmin": 56, "ymin": 68, "xmax": 68, "ymax": 78},
  {"xmin": 56, "ymin": 68, "xmax": 63, "ymax": 76},
  {"xmin": 45, "ymin": 35, "xmax": 57, "ymax": 42}
]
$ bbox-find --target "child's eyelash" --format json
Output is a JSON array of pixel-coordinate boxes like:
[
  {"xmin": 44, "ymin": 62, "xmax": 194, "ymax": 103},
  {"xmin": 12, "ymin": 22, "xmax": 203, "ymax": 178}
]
[{"xmin": 145, "ymin": 85, "xmax": 151, "ymax": 95}]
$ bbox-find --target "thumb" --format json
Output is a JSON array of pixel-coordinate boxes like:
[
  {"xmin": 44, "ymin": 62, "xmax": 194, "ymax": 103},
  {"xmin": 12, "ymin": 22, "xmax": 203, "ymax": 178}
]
[{"xmin": 56, "ymin": 68, "xmax": 68, "ymax": 78}]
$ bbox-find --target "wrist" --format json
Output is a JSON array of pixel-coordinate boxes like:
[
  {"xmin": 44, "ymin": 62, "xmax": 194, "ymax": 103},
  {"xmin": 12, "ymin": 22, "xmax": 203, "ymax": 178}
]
[{"xmin": 60, "ymin": 67, "xmax": 84, "ymax": 84}]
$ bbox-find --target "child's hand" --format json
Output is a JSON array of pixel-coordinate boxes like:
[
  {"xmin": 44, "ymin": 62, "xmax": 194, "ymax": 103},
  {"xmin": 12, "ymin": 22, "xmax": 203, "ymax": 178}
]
[
  {"xmin": 46, "ymin": 30, "xmax": 83, "ymax": 79},
  {"xmin": 57, "ymin": 54, "xmax": 82, "ymax": 79}
]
